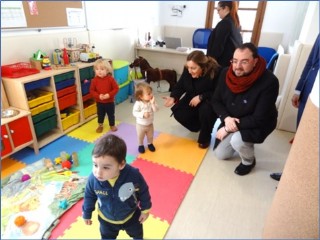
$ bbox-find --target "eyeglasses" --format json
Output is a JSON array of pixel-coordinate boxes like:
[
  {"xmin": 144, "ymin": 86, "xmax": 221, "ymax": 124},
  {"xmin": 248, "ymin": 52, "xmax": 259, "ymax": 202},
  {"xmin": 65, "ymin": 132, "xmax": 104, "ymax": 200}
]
[{"xmin": 230, "ymin": 59, "xmax": 251, "ymax": 66}]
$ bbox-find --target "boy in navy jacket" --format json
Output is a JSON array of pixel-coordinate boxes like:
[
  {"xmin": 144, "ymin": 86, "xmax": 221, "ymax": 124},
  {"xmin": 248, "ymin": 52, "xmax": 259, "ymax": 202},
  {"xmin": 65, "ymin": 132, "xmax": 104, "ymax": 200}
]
[{"xmin": 82, "ymin": 134, "xmax": 151, "ymax": 239}]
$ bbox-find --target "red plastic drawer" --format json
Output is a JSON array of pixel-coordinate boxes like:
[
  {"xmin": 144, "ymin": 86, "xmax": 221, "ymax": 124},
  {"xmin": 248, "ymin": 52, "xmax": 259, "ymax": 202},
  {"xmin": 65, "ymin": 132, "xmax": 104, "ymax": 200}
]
[
  {"xmin": 57, "ymin": 85, "xmax": 76, "ymax": 98},
  {"xmin": 58, "ymin": 92, "xmax": 77, "ymax": 111}
]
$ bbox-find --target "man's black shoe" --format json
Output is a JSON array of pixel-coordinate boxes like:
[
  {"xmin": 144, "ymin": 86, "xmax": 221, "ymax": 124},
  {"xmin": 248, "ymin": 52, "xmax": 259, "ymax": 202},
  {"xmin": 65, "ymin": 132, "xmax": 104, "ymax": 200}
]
[{"xmin": 270, "ymin": 172, "xmax": 282, "ymax": 181}]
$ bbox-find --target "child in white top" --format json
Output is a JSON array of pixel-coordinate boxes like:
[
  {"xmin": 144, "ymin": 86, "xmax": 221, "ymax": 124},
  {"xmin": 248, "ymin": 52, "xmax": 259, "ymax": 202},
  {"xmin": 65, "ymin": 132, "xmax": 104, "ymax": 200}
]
[{"xmin": 132, "ymin": 82, "xmax": 159, "ymax": 153}]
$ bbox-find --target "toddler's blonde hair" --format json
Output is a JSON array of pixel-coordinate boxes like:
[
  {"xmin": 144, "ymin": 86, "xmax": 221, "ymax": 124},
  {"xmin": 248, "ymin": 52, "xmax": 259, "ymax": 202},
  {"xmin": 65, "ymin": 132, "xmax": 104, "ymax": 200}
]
[
  {"xmin": 94, "ymin": 59, "xmax": 113, "ymax": 76},
  {"xmin": 134, "ymin": 82, "xmax": 152, "ymax": 101}
]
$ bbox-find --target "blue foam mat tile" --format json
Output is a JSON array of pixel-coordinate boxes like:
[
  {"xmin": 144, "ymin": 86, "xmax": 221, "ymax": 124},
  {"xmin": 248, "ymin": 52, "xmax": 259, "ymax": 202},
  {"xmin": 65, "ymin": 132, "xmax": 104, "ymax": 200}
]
[{"xmin": 12, "ymin": 135, "xmax": 89, "ymax": 165}]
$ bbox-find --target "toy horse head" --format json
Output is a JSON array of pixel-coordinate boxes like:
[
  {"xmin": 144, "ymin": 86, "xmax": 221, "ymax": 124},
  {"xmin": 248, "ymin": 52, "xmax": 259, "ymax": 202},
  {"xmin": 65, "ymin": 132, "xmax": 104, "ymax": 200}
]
[{"xmin": 130, "ymin": 56, "xmax": 152, "ymax": 71}]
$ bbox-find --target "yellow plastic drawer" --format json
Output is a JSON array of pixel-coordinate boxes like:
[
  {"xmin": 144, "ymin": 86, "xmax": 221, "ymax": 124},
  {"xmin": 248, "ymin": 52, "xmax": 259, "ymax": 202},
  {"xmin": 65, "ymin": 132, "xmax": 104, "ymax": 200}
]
[
  {"xmin": 28, "ymin": 90, "xmax": 54, "ymax": 109},
  {"xmin": 30, "ymin": 101, "xmax": 55, "ymax": 116},
  {"xmin": 61, "ymin": 109, "xmax": 80, "ymax": 130},
  {"xmin": 84, "ymin": 101, "xmax": 97, "ymax": 119}
]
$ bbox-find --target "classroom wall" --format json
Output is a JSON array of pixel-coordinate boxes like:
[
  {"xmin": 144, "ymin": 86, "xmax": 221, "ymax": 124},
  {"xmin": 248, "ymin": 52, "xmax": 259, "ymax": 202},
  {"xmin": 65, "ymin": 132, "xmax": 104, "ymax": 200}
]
[{"xmin": 0, "ymin": 1, "xmax": 313, "ymax": 65}]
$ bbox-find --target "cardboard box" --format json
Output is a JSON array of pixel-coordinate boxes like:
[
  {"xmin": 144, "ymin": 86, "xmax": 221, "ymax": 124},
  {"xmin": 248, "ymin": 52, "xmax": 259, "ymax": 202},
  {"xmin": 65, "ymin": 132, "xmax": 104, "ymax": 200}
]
[{"xmin": 30, "ymin": 58, "xmax": 42, "ymax": 70}]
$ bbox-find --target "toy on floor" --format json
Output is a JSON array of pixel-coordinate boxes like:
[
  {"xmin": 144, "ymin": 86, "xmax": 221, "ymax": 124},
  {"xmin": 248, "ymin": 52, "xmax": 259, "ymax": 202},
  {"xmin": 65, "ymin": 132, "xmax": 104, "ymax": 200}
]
[
  {"xmin": 14, "ymin": 216, "xmax": 27, "ymax": 227},
  {"xmin": 21, "ymin": 174, "xmax": 31, "ymax": 182},
  {"xmin": 72, "ymin": 152, "xmax": 79, "ymax": 166},
  {"xmin": 61, "ymin": 160, "xmax": 72, "ymax": 170},
  {"xmin": 59, "ymin": 199, "xmax": 68, "ymax": 209},
  {"xmin": 44, "ymin": 158, "xmax": 54, "ymax": 170},
  {"xmin": 54, "ymin": 157, "xmax": 62, "ymax": 165}
]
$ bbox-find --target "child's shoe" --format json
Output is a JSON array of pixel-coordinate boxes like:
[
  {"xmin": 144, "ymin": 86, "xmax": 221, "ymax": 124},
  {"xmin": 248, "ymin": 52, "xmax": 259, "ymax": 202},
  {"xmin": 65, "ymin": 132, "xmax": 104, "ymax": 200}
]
[
  {"xmin": 110, "ymin": 126, "xmax": 118, "ymax": 132},
  {"xmin": 138, "ymin": 145, "xmax": 145, "ymax": 153},
  {"xmin": 148, "ymin": 144, "xmax": 156, "ymax": 152},
  {"xmin": 96, "ymin": 125, "xmax": 103, "ymax": 133}
]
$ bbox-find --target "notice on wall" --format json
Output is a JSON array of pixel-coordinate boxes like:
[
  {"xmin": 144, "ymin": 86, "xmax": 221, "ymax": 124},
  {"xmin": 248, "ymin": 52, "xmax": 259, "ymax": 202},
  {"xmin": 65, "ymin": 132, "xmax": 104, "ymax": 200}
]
[
  {"xmin": 1, "ymin": 1, "xmax": 27, "ymax": 28},
  {"xmin": 66, "ymin": 8, "xmax": 85, "ymax": 27}
]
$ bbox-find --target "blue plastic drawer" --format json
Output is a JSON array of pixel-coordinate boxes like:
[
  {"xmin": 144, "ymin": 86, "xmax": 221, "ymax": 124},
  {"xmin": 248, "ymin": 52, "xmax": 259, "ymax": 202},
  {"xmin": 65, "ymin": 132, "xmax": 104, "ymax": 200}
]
[
  {"xmin": 55, "ymin": 78, "xmax": 75, "ymax": 91},
  {"xmin": 115, "ymin": 80, "xmax": 130, "ymax": 105},
  {"xmin": 81, "ymin": 79, "xmax": 91, "ymax": 96},
  {"xmin": 24, "ymin": 77, "xmax": 51, "ymax": 91}
]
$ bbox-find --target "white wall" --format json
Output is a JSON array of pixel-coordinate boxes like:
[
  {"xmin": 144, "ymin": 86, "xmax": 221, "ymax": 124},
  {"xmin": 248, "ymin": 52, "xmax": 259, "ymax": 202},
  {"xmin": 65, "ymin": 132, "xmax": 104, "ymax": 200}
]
[
  {"xmin": 159, "ymin": 1, "xmax": 310, "ymax": 51},
  {"xmin": 0, "ymin": 1, "xmax": 314, "ymax": 65}
]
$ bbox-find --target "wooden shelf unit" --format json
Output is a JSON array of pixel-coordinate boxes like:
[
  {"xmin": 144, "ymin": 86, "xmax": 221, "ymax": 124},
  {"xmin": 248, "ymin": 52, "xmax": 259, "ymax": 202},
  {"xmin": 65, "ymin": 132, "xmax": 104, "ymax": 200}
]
[{"xmin": 2, "ymin": 62, "xmax": 96, "ymax": 149}]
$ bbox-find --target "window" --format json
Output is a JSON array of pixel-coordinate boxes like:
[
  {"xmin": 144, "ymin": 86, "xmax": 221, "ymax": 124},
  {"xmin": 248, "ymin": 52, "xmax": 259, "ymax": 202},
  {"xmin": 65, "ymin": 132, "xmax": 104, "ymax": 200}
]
[{"xmin": 205, "ymin": 1, "xmax": 267, "ymax": 45}]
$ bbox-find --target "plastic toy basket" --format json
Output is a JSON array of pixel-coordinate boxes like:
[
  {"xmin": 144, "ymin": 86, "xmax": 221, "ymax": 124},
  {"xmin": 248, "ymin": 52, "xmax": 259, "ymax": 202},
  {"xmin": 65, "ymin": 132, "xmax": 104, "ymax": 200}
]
[{"xmin": 1, "ymin": 62, "xmax": 40, "ymax": 78}]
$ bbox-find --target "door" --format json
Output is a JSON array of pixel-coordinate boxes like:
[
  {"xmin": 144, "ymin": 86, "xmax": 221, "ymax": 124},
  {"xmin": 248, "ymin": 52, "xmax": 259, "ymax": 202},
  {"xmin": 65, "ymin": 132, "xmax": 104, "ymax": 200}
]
[
  {"xmin": 1, "ymin": 125, "xmax": 12, "ymax": 157},
  {"xmin": 8, "ymin": 117, "xmax": 33, "ymax": 148}
]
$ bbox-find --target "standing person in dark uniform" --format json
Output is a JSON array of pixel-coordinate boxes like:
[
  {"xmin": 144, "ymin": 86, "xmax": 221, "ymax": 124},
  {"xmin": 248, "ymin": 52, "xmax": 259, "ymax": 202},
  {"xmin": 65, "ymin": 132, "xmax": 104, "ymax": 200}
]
[
  {"xmin": 207, "ymin": 1, "xmax": 243, "ymax": 68},
  {"xmin": 163, "ymin": 50, "xmax": 221, "ymax": 149}
]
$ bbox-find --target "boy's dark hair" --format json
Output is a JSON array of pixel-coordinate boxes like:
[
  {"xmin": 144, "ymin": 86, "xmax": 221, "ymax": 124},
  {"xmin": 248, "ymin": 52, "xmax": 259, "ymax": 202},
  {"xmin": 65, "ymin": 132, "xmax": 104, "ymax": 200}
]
[
  {"xmin": 92, "ymin": 134, "xmax": 126, "ymax": 164},
  {"xmin": 238, "ymin": 42, "xmax": 258, "ymax": 58}
]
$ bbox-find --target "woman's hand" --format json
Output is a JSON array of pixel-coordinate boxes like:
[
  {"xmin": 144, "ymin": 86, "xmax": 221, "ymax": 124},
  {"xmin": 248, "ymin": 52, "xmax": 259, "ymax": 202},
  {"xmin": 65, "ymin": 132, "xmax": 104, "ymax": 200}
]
[
  {"xmin": 162, "ymin": 96, "xmax": 175, "ymax": 107},
  {"xmin": 189, "ymin": 95, "xmax": 201, "ymax": 107},
  {"xmin": 224, "ymin": 116, "xmax": 240, "ymax": 132}
]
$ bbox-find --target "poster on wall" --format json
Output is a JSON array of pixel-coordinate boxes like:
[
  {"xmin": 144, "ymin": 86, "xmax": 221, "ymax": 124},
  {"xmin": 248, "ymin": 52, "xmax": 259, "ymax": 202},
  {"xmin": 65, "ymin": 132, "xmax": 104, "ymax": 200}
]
[
  {"xmin": 1, "ymin": 1, "xmax": 27, "ymax": 28},
  {"xmin": 27, "ymin": 1, "xmax": 39, "ymax": 16}
]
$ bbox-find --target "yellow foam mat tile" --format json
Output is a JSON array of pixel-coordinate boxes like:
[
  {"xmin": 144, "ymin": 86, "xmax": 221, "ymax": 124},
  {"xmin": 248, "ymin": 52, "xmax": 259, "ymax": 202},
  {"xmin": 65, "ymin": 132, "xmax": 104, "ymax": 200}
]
[
  {"xmin": 67, "ymin": 118, "xmax": 120, "ymax": 143},
  {"xmin": 139, "ymin": 132, "xmax": 208, "ymax": 175},
  {"xmin": 1, "ymin": 157, "xmax": 26, "ymax": 179},
  {"xmin": 59, "ymin": 210, "xmax": 169, "ymax": 239}
]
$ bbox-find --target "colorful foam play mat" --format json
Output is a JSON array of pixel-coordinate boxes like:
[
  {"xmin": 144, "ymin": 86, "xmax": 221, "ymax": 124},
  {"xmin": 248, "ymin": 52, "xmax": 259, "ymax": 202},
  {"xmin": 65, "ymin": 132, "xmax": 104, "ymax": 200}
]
[{"xmin": 1, "ymin": 119, "xmax": 208, "ymax": 239}]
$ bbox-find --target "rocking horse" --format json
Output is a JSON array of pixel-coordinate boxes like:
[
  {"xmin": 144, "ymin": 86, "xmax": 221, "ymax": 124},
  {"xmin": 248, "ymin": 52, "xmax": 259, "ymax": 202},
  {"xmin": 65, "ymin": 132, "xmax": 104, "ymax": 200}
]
[{"xmin": 129, "ymin": 56, "xmax": 177, "ymax": 91}]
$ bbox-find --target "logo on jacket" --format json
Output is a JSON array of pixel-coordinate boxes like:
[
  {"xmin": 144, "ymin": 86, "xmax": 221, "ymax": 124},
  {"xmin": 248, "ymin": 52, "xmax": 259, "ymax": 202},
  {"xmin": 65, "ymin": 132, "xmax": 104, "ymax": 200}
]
[{"xmin": 118, "ymin": 182, "xmax": 138, "ymax": 202}]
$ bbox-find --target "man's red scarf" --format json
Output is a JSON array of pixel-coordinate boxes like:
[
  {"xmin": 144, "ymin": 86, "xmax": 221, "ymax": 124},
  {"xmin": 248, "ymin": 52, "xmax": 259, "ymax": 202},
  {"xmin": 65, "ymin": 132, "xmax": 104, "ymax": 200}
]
[{"xmin": 226, "ymin": 56, "xmax": 267, "ymax": 93}]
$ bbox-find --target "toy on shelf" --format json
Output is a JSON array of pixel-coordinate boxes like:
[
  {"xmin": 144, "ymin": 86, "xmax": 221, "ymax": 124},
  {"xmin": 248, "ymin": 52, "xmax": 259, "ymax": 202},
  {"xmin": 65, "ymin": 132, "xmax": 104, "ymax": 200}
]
[
  {"xmin": 42, "ymin": 56, "xmax": 52, "ymax": 70},
  {"xmin": 62, "ymin": 48, "xmax": 70, "ymax": 65}
]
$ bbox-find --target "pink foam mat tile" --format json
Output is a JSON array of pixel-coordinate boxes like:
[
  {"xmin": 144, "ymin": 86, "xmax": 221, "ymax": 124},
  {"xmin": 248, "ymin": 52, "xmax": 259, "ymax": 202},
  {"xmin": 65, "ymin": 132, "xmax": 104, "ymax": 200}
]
[
  {"xmin": 49, "ymin": 199, "xmax": 84, "ymax": 239},
  {"xmin": 132, "ymin": 158, "xmax": 194, "ymax": 224}
]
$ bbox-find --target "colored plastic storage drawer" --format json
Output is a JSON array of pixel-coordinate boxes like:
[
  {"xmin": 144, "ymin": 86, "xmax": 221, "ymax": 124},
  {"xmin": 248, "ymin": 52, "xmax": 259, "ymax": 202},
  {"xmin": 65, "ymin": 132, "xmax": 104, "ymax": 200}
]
[
  {"xmin": 81, "ymin": 79, "xmax": 91, "ymax": 96},
  {"xmin": 80, "ymin": 67, "xmax": 94, "ymax": 81},
  {"xmin": 115, "ymin": 80, "xmax": 130, "ymax": 105},
  {"xmin": 83, "ymin": 100, "xmax": 97, "ymax": 119},
  {"xmin": 34, "ymin": 114, "xmax": 57, "ymax": 137},
  {"xmin": 30, "ymin": 101, "xmax": 55, "ymax": 116},
  {"xmin": 32, "ymin": 107, "xmax": 56, "ymax": 124},
  {"xmin": 55, "ymin": 78, "xmax": 75, "ymax": 91},
  {"xmin": 57, "ymin": 85, "xmax": 77, "ymax": 98},
  {"xmin": 24, "ymin": 77, "xmax": 51, "ymax": 91},
  {"xmin": 27, "ymin": 90, "xmax": 54, "ymax": 109},
  {"xmin": 54, "ymin": 71, "xmax": 75, "ymax": 83},
  {"xmin": 82, "ymin": 93, "xmax": 92, "ymax": 102},
  {"xmin": 113, "ymin": 60, "xmax": 129, "ymax": 85},
  {"xmin": 58, "ymin": 92, "xmax": 77, "ymax": 111},
  {"xmin": 61, "ymin": 108, "xmax": 80, "ymax": 130}
]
